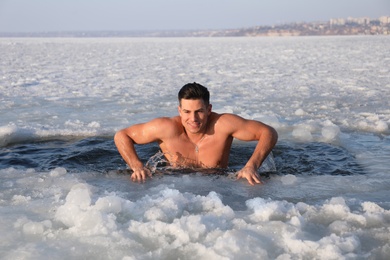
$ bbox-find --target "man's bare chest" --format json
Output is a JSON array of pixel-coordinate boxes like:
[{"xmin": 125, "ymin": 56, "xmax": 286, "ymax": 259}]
[{"xmin": 159, "ymin": 135, "xmax": 233, "ymax": 168}]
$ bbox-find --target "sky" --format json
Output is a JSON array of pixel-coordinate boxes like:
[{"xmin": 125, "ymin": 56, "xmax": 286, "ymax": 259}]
[{"xmin": 0, "ymin": 0, "xmax": 389, "ymax": 32}]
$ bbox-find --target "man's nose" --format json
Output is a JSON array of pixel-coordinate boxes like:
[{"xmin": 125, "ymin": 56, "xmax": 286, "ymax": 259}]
[{"xmin": 190, "ymin": 113, "xmax": 198, "ymax": 121}]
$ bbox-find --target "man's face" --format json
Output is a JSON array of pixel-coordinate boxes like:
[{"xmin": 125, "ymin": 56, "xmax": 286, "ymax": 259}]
[{"xmin": 178, "ymin": 99, "xmax": 211, "ymax": 134}]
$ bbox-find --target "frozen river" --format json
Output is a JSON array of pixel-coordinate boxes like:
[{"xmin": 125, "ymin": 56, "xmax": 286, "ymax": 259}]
[{"xmin": 0, "ymin": 36, "xmax": 389, "ymax": 259}]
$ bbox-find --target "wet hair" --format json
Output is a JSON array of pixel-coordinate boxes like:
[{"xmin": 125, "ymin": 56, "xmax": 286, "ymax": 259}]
[{"xmin": 178, "ymin": 82, "xmax": 210, "ymax": 106}]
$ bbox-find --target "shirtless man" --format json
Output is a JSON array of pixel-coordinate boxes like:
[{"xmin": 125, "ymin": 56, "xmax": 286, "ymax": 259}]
[{"xmin": 114, "ymin": 82, "xmax": 278, "ymax": 185}]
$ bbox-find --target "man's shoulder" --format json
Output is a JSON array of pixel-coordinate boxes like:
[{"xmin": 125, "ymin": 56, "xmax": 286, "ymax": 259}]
[
  {"xmin": 212, "ymin": 112, "xmax": 243, "ymax": 122},
  {"xmin": 149, "ymin": 116, "xmax": 182, "ymax": 133},
  {"xmin": 150, "ymin": 116, "xmax": 180, "ymax": 126},
  {"xmin": 211, "ymin": 112, "xmax": 245, "ymax": 133}
]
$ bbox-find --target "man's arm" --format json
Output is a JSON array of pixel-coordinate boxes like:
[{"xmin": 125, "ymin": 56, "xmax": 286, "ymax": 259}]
[
  {"xmin": 114, "ymin": 118, "xmax": 169, "ymax": 182},
  {"xmin": 223, "ymin": 114, "xmax": 278, "ymax": 185}
]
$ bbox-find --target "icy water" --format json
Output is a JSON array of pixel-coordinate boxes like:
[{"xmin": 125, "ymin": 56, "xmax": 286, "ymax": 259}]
[{"xmin": 0, "ymin": 36, "xmax": 389, "ymax": 259}]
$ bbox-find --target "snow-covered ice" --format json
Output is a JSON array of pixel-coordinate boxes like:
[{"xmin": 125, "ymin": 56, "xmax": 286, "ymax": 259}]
[{"xmin": 0, "ymin": 36, "xmax": 389, "ymax": 259}]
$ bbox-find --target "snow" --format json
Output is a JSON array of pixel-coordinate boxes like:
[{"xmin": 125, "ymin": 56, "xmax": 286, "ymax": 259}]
[{"xmin": 0, "ymin": 36, "xmax": 389, "ymax": 259}]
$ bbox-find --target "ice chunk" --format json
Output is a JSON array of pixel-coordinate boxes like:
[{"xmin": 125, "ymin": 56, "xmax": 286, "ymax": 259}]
[
  {"xmin": 321, "ymin": 122, "xmax": 340, "ymax": 142},
  {"xmin": 95, "ymin": 196, "xmax": 122, "ymax": 214},
  {"xmin": 294, "ymin": 108, "xmax": 306, "ymax": 116},
  {"xmin": 50, "ymin": 167, "xmax": 67, "ymax": 177},
  {"xmin": 0, "ymin": 124, "xmax": 35, "ymax": 147},
  {"xmin": 12, "ymin": 195, "xmax": 31, "ymax": 205},
  {"xmin": 66, "ymin": 183, "xmax": 92, "ymax": 209},
  {"xmin": 23, "ymin": 221, "xmax": 44, "ymax": 236},
  {"xmin": 292, "ymin": 125, "xmax": 313, "ymax": 142},
  {"xmin": 55, "ymin": 183, "xmax": 95, "ymax": 228},
  {"xmin": 374, "ymin": 120, "xmax": 388, "ymax": 132},
  {"xmin": 88, "ymin": 121, "xmax": 101, "ymax": 128}
]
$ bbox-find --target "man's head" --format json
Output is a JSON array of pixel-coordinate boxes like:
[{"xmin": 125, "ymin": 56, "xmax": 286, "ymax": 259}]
[
  {"xmin": 178, "ymin": 82, "xmax": 210, "ymax": 107},
  {"xmin": 178, "ymin": 83, "xmax": 212, "ymax": 134}
]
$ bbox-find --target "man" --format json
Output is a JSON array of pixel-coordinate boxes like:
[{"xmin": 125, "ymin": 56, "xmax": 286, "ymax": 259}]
[{"xmin": 114, "ymin": 82, "xmax": 278, "ymax": 185}]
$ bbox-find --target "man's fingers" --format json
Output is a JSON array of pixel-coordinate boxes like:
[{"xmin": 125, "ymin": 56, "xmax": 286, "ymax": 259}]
[
  {"xmin": 131, "ymin": 168, "xmax": 152, "ymax": 183},
  {"xmin": 253, "ymin": 174, "xmax": 262, "ymax": 184},
  {"xmin": 236, "ymin": 170, "xmax": 262, "ymax": 185},
  {"xmin": 131, "ymin": 173, "xmax": 139, "ymax": 182}
]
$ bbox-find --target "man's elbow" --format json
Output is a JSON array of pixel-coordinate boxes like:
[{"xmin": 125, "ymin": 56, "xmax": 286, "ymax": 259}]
[
  {"xmin": 114, "ymin": 129, "xmax": 126, "ymax": 146},
  {"xmin": 267, "ymin": 126, "xmax": 278, "ymax": 147}
]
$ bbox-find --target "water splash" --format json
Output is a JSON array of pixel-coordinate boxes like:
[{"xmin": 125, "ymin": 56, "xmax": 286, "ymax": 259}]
[
  {"xmin": 145, "ymin": 151, "xmax": 169, "ymax": 173},
  {"xmin": 144, "ymin": 150, "xmax": 276, "ymax": 179}
]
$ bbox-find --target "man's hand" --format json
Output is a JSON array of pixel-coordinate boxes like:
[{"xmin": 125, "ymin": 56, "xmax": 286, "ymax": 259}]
[
  {"xmin": 236, "ymin": 166, "xmax": 263, "ymax": 185},
  {"xmin": 131, "ymin": 167, "xmax": 152, "ymax": 182}
]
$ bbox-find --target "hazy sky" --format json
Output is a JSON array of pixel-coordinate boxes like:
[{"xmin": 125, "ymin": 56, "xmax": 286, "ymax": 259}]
[{"xmin": 0, "ymin": 0, "xmax": 389, "ymax": 32}]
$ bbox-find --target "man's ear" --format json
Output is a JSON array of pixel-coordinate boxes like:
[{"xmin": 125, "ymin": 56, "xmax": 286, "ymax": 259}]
[
  {"xmin": 178, "ymin": 105, "xmax": 181, "ymax": 114},
  {"xmin": 208, "ymin": 104, "xmax": 212, "ymax": 115}
]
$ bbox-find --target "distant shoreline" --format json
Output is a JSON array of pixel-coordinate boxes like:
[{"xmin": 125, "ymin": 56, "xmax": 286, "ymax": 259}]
[{"xmin": 1, "ymin": 16, "xmax": 389, "ymax": 38}]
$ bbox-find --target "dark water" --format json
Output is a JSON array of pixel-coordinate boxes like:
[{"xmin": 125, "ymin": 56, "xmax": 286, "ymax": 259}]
[{"xmin": 0, "ymin": 137, "xmax": 365, "ymax": 176}]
